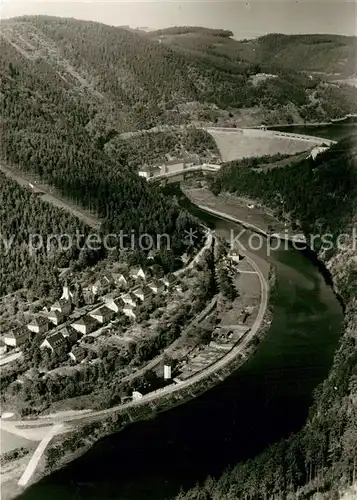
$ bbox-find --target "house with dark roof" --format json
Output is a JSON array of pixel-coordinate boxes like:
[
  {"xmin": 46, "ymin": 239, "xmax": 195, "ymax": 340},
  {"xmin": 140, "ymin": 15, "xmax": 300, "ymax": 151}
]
[
  {"xmin": 148, "ymin": 280, "xmax": 165, "ymax": 294},
  {"xmin": 90, "ymin": 305, "xmax": 115, "ymax": 324},
  {"xmin": 92, "ymin": 275, "xmax": 113, "ymax": 296},
  {"xmin": 69, "ymin": 346, "xmax": 86, "ymax": 363},
  {"xmin": 4, "ymin": 326, "xmax": 30, "ymax": 347},
  {"xmin": 48, "ymin": 309, "xmax": 65, "ymax": 326},
  {"xmin": 40, "ymin": 332, "xmax": 67, "ymax": 354},
  {"xmin": 59, "ymin": 326, "xmax": 79, "ymax": 344},
  {"xmin": 105, "ymin": 297, "xmax": 124, "ymax": 313},
  {"xmin": 51, "ymin": 298, "xmax": 72, "ymax": 316},
  {"xmin": 121, "ymin": 292, "xmax": 137, "ymax": 308},
  {"xmin": 133, "ymin": 285, "xmax": 152, "ymax": 302},
  {"xmin": 112, "ymin": 273, "xmax": 128, "ymax": 288},
  {"xmin": 71, "ymin": 315, "xmax": 99, "ymax": 335},
  {"xmin": 27, "ymin": 317, "xmax": 49, "ymax": 335}
]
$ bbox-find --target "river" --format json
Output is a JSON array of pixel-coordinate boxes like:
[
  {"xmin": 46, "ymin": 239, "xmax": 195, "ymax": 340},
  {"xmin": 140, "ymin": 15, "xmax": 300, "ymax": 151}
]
[
  {"xmin": 16, "ymin": 203, "xmax": 343, "ymax": 500},
  {"xmin": 271, "ymin": 119, "xmax": 357, "ymax": 141}
]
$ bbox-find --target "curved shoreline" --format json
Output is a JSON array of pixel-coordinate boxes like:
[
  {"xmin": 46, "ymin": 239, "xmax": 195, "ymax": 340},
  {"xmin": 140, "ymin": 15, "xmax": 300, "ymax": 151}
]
[{"xmin": 1, "ymin": 211, "xmax": 270, "ymax": 499}]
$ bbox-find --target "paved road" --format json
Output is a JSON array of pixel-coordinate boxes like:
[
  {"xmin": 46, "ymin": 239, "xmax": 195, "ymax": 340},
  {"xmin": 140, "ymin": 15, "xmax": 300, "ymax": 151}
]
[
  {"xmin": 0, "ymin": 351, "xmax": 22, "ymax": 367},
  {"xmin": 3, "ymin": 218, "xmax": 267, "ymax": 435}
]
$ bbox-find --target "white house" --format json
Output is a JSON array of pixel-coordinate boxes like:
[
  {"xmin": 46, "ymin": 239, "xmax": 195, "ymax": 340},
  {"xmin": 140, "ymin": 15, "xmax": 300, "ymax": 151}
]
[
  {"xmin": 130, "ymin": 267, "xmax": 146, "ymax": 281},
  {"xmin": 181, "ymin": 252, "xmax": 190, "ymax": 264},
  {"xmin": 160, "ymin": 275, "xmax": 176, "ymax": 288},
  {"xmin": 4, "ymin": 326, "xmax": 30, "ymax": 347},
  {"xmin": 112, "ymin": 273, "xmax": 128, "ymax": 287},
  {"xmin": 228, "ymin": 250, "xmax": 242, "ymax": 263},
  {"xmin": 27, "ymin": 317, "xmax": 49, "ymax": 335},
  {"xmin": 132, "ymin": 390, "xmax": 143, "ymax": 400},
  {"xmin": 71, "ymin": 315, "xmax": 99, "ymax": 335},
  {"xmin": 48, "ymin": 309, "xmax": 65, "ymax": 326},
  {"xmin": 122, "ymin": 305, "xmax": 136, "ymax": 320},
  {"xmin": 90, "ymin": 306, "xmax": 115, "ymax": 324},
  {"xmin": 164, "ymin": 365, "xmax": 172, "ymax": 380},
  {"xmin": 121, "ymin": 292, "xmax": 137, "ymax": 308}
]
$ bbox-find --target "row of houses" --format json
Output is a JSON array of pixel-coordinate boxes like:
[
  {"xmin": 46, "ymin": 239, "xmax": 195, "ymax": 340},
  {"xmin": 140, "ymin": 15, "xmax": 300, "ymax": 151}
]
[{"xmin": 3, "ymin": 269, "xmax": 175, "ymax": 361}]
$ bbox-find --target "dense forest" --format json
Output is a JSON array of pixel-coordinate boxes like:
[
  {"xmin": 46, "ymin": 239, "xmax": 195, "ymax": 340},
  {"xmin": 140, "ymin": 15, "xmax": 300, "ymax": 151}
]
[
  {"xmin": 0, "ymin": 173, "xmax": 101, "ymax": 297},
  {"xmin": 211, "ymin": 135, "xmax": 357, "ymax": 239},
  {"xmin": 177, "ymin": 137, "xmax": 357, "ymax": 499},
  {"xmin": 105, "ymin": 128, "xmax": 220, "ymax": 170}
]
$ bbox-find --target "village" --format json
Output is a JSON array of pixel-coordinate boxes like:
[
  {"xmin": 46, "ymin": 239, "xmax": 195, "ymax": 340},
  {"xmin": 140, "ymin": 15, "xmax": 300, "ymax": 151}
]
[{"xmin": 0, "ymin": 230, "xmax": 262, "ymax": 414}]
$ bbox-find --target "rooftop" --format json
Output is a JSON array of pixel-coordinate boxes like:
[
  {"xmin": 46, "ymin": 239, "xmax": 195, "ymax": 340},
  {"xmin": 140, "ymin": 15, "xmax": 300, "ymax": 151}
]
[
  {"xmin": 5, "ymin": 326, "xmax": 29, "ymax": 339},
  {"xmin": 28, "ymin": 316, "xmax": 49, "ymax": 327},
  {"xmin": 43, "ymin": 332, "xmax": 66, "ymax": 349}
]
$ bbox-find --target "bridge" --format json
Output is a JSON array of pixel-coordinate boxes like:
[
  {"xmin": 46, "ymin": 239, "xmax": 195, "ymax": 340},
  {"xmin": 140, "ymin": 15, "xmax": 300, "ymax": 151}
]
[{"xmin": 147, "ymin": 163, "xmax": 221, "ymax": 183}]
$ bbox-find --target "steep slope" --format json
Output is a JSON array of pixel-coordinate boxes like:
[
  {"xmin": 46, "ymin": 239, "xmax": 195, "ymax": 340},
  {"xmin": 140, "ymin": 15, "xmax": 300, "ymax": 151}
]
[{"xmin": 177, "ymin": 136, "xmax": 357, "ymax": 499}]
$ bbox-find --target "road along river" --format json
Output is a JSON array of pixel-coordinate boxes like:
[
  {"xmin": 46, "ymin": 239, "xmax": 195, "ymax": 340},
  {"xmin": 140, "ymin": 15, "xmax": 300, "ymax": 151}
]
[{"xmin": 16, "ymin": 194, "xmax": 343, "ymax": 500}]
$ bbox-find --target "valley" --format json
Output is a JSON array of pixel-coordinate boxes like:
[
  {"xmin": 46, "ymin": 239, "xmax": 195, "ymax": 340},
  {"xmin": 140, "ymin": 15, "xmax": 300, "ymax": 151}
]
[{"xmin": 0, "ymin": 13, "xmax": 356, "ymax": 500}]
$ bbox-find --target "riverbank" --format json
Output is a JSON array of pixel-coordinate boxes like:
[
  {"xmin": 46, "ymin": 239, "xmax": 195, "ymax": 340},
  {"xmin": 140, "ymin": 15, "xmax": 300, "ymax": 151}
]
[{"xmin": 0, "ymin": 216, "xmax": 271, "ymax": 500}]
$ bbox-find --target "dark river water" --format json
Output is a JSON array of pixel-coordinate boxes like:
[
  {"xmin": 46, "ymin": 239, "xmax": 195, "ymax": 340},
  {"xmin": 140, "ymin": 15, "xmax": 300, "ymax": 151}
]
[
  {"xmin": 17, "ymin": 205, "xmax": 343, "ymax": 500},
  {"xmin": 271, "ymin": 119, "xmax": 357, "ymax": 141}
]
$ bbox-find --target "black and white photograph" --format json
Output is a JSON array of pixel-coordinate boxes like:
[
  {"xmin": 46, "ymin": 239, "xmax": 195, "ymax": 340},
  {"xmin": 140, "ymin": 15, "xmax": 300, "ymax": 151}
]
[{"xmin": 0, "ymin": 1, "xmax": 356, "ymax": 499}]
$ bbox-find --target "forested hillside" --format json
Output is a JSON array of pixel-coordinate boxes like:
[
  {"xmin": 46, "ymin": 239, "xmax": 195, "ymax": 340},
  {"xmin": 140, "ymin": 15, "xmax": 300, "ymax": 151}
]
[
  {"xmin": 176, "ymin": 137, "xmax": 357, "ymax": 499},
  {"xmin": 0, "ymin": 173, "xmax": 100, "ymax": 297},
  {"xmin": 149, "ymin": 29, "xmax": 356, "ymax": 77},
  {"xmin": 211, "ymin": 135, "xmax": 357, "ymax": 238}
]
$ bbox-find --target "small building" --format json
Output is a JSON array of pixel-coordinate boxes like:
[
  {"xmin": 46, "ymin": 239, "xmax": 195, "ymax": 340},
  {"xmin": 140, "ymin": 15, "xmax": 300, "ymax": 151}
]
[
  {"xmin": 148, "ymin": 280, "xmax": 165, "ymax": 294},
  {"xmin": 69, "ymin": 345, "xmax": 86, "ymax": 363},
  {"xmin": 130, "ymin": 267, "xmax": 146, "ymax": 281},
  {"xmin": 133, "ymin": 286, "xmax": 152, "ymax": 302},
  {"xmin": 104, "ymin": 297, "xmax": 124, "ymax": 313},
  {"xmin": 90, "ymin": 305, "xmax": 115, "ymax": 324},
  {"xmin": 132, "ymin": 390, "xmax": 143, "ymax": 401},
  {"xmin": 121, "ymin": 292, "xmax": 137, "ymax": 308},
  {"xmin": 164, "ymin": 365, "xmax": 172, "ymax": 380},
  {"xmin": 40, "ymin": 332, "xmax": 67, "ymax": 354},
  {"xmin": 160, "ymin": 274, "xmax": 176, "ymax": 288},
  {"xmin": 112, "ymin": 273, "xmax": 128, "ymax": 287},
  {"xmin": 3, "ymin": 326, "xmax": 30, "ymax": 348},
  {"xmin": 147, "ymin": 250, "xmax": 157, "ymax": 261},
  {"xmin": 92, "ymin": 275, "xmax": 113, "ymax": 296},
  {"xmin": 161, "ymin": 159, "xmax": 185, "ymax": 174},
  {"xmin": 122, "ymin": 305, "xmax": 136, "ymax": 320},
  {"xmin": 59, "ymin": 326, "xmax": 79, "ymax": 344},
  {"xmin": 228, "ymin": 250, "xmax": 242, "ymax": 263},
  {"xmin": 138, "ymin": 165, "xmax": 161, "ymax": 180},
  {"xmin": 48, "ymin": 309, "xmax": 65, "ymax": 326},
  {"xmin": 50, "ymin": 298, "xmax": 72, "ymax": 316},
  {"xmin": 27, "ymin": 317, "xmax": 49, "ymax": 335},
  {"xmin": 71, "ymin": 315, "xmax": 99, "ymax": 335}
]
